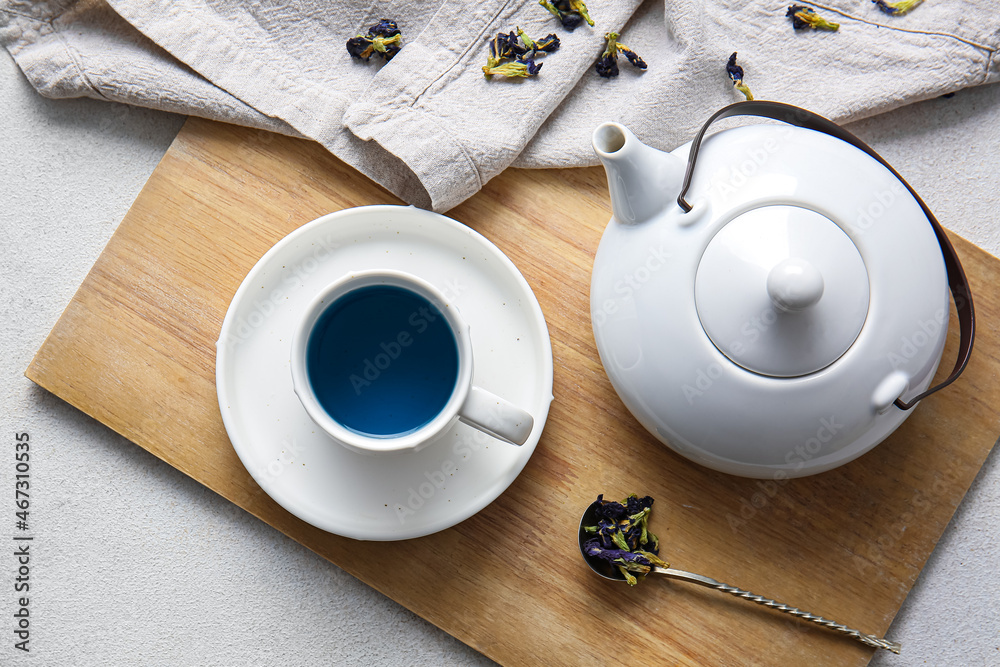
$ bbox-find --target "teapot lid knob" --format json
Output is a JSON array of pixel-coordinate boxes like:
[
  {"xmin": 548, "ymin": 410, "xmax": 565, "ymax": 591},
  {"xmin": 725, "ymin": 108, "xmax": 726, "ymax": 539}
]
[{"xmin": 766, "ymin": 258, "xmax": 824, "ymax": 312}]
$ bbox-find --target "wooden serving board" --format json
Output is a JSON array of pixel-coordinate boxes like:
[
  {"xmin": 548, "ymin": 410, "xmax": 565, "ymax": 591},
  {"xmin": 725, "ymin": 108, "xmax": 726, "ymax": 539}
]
[{"xmin": 27, "ymin": 117, "xmax": 1000, "ymax": 665}]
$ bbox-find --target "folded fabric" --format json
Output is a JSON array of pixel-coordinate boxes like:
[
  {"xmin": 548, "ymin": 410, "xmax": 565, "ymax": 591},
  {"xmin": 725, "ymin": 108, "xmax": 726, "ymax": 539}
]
[{"xmin": 2, "ymin": 0, "xmax": 997, "ymax": 212}]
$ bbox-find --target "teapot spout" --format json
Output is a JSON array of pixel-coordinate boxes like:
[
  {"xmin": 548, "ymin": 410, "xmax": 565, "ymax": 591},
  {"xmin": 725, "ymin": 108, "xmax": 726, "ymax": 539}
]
[{"xmin": 593, "ymin": 123, "xmax": 686, "ymax": 225}]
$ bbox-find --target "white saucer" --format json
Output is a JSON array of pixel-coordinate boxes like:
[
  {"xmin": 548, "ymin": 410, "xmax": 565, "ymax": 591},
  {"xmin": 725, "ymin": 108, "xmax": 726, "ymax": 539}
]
[{"xmin": 215, "ymin": 206, "xmax": 554, "ymax": 540}]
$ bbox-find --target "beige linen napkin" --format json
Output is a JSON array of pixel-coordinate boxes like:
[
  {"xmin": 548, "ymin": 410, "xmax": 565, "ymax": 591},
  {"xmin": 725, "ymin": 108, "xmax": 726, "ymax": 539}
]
[{"xmin": 2, "ymin": 0, "xmax": 997, "ymax": 211}]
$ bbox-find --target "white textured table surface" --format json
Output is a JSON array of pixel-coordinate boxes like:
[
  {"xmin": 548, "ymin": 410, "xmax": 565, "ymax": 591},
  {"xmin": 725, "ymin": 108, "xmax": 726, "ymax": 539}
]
[{"xmin": 2, "ymin": 51, "xmax": 998, "ymax": 665}]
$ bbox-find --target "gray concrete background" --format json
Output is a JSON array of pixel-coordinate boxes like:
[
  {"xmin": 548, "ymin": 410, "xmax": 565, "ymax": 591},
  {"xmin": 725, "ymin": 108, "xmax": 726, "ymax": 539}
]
[{"xmin": 2, "ymin": 49, "xmax": 998, "ymax": 665}]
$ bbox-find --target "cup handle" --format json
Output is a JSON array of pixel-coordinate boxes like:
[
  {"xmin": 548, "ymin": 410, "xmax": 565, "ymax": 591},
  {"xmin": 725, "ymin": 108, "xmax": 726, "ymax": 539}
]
[{"xmin": 458, "ymin": 386, "xmax": 534, "ymax": 446}]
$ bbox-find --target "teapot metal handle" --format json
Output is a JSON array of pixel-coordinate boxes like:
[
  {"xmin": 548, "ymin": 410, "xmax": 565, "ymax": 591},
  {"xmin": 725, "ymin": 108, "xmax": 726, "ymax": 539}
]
[{"xmin": 677, "ymin": 101, "xmax": 975, "ymax": 411}]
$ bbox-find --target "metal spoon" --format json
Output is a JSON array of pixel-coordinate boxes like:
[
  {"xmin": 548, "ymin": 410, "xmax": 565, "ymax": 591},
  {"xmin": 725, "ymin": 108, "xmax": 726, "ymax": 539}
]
[{"xmin": 578, "ymin": 504, "xmax": 901, "ymax": 654}]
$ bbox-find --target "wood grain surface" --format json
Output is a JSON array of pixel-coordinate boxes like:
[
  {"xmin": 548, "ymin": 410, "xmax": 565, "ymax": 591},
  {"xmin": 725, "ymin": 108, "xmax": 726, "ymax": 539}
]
[{"xmin": 26, "ymin": 117, "xmax": 1000, "ymax": 665}]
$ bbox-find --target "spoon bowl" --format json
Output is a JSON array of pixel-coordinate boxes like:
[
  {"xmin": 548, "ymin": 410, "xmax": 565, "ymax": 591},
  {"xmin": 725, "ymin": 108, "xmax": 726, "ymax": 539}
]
[{"xmin": 577, "ymin": 499, "xmax": 627, "ymax": 582}]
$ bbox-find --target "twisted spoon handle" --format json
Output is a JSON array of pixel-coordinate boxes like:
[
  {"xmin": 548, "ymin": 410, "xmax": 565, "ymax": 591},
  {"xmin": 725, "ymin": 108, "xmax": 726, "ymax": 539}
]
[{"xmin": 655, "ymin": 567, "xmax": 901, "ymax": 654}]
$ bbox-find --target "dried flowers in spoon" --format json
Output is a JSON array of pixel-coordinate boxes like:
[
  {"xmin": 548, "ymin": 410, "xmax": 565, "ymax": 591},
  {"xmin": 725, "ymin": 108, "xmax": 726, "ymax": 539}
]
[
  {"xmin": 786, "ymin": 5, "xmax": 840, "ymax": 31},
  {"xmin": 595, "ymin": 32, "xmax": 647, "ymax": 78},
  {"xmin": 539, "ymin": 0, "xmax": 594, "ymax": 30},
  {"xmin": 726, "ymin": 52, "xmax": 754, "ymax": 101},
  {"xmin": 346, "ymin": 19, "xmax": 403, "ymax": 62},
  {"xmin": 872, "ymin": 0, "xmax": 923, "ymax": 15},
  {"xmin": 581, "ymin": 494, "xmax": 668, "ymax": 586}
]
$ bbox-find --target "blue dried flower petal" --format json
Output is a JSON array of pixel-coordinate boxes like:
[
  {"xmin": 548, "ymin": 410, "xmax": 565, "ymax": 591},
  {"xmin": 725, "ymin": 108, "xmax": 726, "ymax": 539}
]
[
  {"xmin": 382, "ymin": 42, "xmax": 402, "ymax": 61},
  {"xmin": 533, "ymin": 33, "xmax": 561, "ymax": 53},
  {"xmin": 726, "ymin": 51, "xmax": 744, "ymax": 83},
  {"xmin": 619, "ymin": 45, "xmax": 647, "ymax": 70},
  {"xmin": 523, "ymin": 58, "xmax": 542, "ymax": 75},
  {"xmin": 368, "ymin": 19, "xmax": 400, "ymax": 38},
  {"xmin": 614, "ymin": 550, "xmax": 653, "ymax": 568},
  {"xmin": 596, "ymin": 55, "xmax": 618, "ymax": 78},
  {"xmin": 594, "ymin": 498, "xmax": 627, "ymax": 522},
  {"xmin": 346, "ymin": 36, "xmax": 374, "ymax": 60},
  {"xmin": 561, "ymin": 12, "xmax": 584, "ymax": 30},
  {"xmin": 505, "ymin": 30, "xmax": 526, "ymax": 57},
  {"xmin": 584, "ymin": 541, "xmax": 653, "ymax": 568},
  {"xmin": 595, "ymin": 32, "xmax": 645, "ymax": 78},
  {"xmin": 585, "ymin": 542, "xmax": 654, "ymax": 586},
  {"xmin": 726, "ymin": 52, "xmax": 754, "ymax": 101},
  {"xmin": 539, "ymin": 0, "xmax": 588, "ymax": 31},
  {"xmin": 488, "ymin": 31, "xmax": 515, "ymax": 63},
  {"xmin": 786, "ymin": 5, "xmax": 840, "ymax": 31},
  {"xmin": 515, "ymin": 28, "xmax": 561, "ymax": 58},
  {"xmin": 347, "ymin": 19, "xmax": 403, "ymax": 62},
  {"xmin": 872, "ymin": 0, "xmax": 923, "ymax": 15},
  {"xmin": 625, "ymin": 494, "xmax": 653, "ymax": 515},
  {"xmin": 594, "ymin": 517, "xmax": 621, "ymax": 548}
]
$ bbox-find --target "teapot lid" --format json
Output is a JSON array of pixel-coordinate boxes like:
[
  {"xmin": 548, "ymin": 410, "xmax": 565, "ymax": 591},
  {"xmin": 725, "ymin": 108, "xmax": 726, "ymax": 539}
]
[{"xmin": 695, "ymin": 205, "xmax": 869, "ymax": 377}]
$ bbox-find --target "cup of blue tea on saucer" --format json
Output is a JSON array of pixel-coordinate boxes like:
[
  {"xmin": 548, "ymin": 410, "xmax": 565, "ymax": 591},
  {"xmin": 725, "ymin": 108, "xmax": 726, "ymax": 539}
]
[{"xmin": 290, "ymin": 269, "xmax": 534, "ymax": 454}]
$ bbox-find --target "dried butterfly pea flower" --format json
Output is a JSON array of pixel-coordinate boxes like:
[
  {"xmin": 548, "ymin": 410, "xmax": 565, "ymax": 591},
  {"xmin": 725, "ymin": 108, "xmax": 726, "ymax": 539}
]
[
  {"xmin": 595, "ymin": 32, "xmax": 647, "ymax": 78},
  {"xmin": 482, "ymin": 58, "xmax": 543, "ymax": 78},
  {"xmin": 583, "ymin": 494, "xmax": 666, "ymax": 585},
  {"xmin": 368, "ymin": 19, "xmax": 401, "ymax": 38},
  {"xmin": 786, "ymin": 5, "xmax": 840, "ymax": 31},
  {"xmin": 726, "ymin": 52, "xmax": 754, "ymax": 101},
  {"xmin": 539, "ymin": 0, "xmax": 593, "ymax": 31},
  {"xmin": 514, "ymin": 28, "xmax": 561, "ymax": 58},
  {"xmin": 346, "ymin": 19, "xmax": 403, "ymax": 62},
  {"xmin": 540, "ymin": 1, "xmax": 583, "ymax": 31},
  {"xmin": 624, "ymin": 494, "xmax": 653, "ymax": 515},
  {"xmin": 483, "ymin": 28, "xmax": 557, "ymax": 79},
  {"xmin": 583, "ymin": 541, "xmax": 667, "ymax": 585},
  {"xmin": 484, "ymin": 31, "xmax": 516, "ymax": 70},
  {"xmin": 346, "ymin": 36, "xmax": 375, "ymax": 60},
  {"xmin": 595, "ymin": 52, "xmax": 619, "ymax": 78},
  {"xmin": 872, "ymin": 0, "xmax": 923, "ymax": 15}
]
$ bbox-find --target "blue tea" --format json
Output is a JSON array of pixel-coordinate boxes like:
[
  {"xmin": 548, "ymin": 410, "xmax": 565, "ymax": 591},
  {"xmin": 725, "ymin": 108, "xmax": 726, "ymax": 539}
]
[{"xmin": 305, "ymin": 285, "xmax": 459, "ymax": 436}]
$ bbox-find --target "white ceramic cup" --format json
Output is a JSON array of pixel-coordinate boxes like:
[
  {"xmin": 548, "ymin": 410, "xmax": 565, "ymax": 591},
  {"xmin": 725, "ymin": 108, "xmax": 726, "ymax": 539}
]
[{"xmin": 290, "ymin": 269, "xmax": 534, "ymax": 454}]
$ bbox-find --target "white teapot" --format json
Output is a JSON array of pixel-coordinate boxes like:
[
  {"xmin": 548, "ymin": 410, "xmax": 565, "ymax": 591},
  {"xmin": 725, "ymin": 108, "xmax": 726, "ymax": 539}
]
[{"xmin": 590, "ymin": 101, "xmax": 974, "ymax": 478}]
